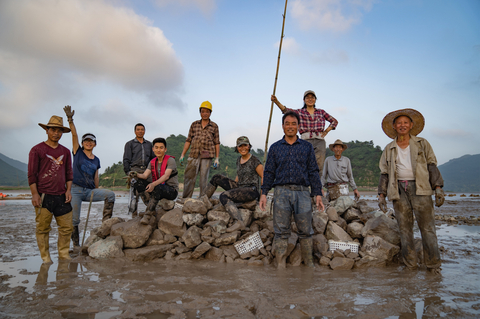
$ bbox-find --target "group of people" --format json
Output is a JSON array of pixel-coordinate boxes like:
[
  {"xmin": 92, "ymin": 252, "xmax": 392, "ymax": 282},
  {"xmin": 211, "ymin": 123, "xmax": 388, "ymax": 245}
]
[{"xmin": 28, "ymin": 90, "xmax": 445, "ymax": 274}]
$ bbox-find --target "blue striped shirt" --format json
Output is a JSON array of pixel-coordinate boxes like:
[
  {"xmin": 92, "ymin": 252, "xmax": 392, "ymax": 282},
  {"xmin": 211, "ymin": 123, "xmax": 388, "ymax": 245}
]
[{"xmin": 261, "ymin": 136, "xmax": 323, "ymax": 196}]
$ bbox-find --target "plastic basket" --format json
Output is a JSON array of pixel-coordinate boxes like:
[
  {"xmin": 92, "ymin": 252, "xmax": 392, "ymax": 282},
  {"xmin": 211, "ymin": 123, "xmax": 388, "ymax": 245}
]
[
  {"xmin": 234, "ymin": 231, "xmax": 264, "ymax": 255},
  {"xmin": 328, "ymin": 240, "xmax": 360, "ymax": 253}
]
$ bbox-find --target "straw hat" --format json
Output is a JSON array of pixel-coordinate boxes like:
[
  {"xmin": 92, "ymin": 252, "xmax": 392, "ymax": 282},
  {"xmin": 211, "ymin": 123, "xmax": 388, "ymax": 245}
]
[
  {"xmin": 39, "ymin": 116, "xmax": 71, "ymax": 133},
  {"xmin": 381, "ymin": 108, "xmax": 424, "ymax": 139},
  {"xmin": 329, "ymin": 139, "xmax": 348, "ymax": 151}
]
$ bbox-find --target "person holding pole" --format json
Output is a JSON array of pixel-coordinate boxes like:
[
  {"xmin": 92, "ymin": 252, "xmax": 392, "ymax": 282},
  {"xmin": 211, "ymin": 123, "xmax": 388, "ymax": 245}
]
[
  {"xmin": 271, "ymin": 91, "xmax": 338, "ymax": 177},
  {"xmin": 63, "ymin": 106, "xmax": 116, "ymax": 248},
  {"xmin": 28, "ymin": 115, "xmax": 74, "ymax": 264},
  {"xmin": 260, "ymin": 111, "xmax": 325, "ymax": 269}
]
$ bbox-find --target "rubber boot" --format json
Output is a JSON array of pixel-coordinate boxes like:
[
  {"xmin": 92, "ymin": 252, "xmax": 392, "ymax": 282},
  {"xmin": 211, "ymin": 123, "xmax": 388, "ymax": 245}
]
[
  {"xmin": 129, "ymin": 194, "xmax": 139, "ymax": 217},
  {"xmin": 274, "ymin": 237, "xmax": 288, "ymax": 269},
  {"xmin": 225, "ymin": 200, "xmax": 246, "ymax": 230},
  {"xmin": 55, "ymin": 212, "xmax": 73, "ymax": 261},
  {"xmin": 71, "ymin": 226, "xmax": 80, "ymax": 247},
  {"xmin": 141, "ymin": 198, "xmax": 159, "ymax": 225},
  {"xmin": 300, "ymin": 238, "xmax": 315, "ymax": 268},
  {"xmin": 204, "ymin": 183, "xmax": 216, "ymax": 199},
  {"xmin": 36, "ymin": 208, "xmax": 53, "ymax": 264},
  {"xmin": 140, "ymin": 191, "xmax": 150, "ymax": 206},
  {"xmin": 102, "ymin": 199, "xmax": 115, "ymax": 222}
]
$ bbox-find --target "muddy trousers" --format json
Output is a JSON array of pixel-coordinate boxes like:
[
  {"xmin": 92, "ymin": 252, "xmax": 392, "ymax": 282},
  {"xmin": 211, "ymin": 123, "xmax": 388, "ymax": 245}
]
[
  {"xmin": 182, "ymin": 157, "xmax": 212, "ymax": 199},
  {"xmin": 36, "ymin": 208, "xmax": 73, "ymax": 263},
  {"xmin": 141, "ymin": 184, "xmax": 178, "ymax": 225},
  {"xmin": 305, "ymin": 138, "xmax": 326, "ymax": 178},
  {"xmin": 71, "ymin": 184, "xmax": 116, "ymax": 227},
  {"xmin": 393, "ymin": 180, "xmax": 441, "ymax": 270}
]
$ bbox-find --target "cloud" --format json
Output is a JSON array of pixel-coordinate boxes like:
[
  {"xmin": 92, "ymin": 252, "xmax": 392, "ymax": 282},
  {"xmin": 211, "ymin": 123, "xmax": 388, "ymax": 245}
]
[
  {"xmin": 290, "ymin": 0, "xmax": 374, "ymax": 32},
  {"xmin": 275, "ymin": 37, "xmax": 300, "ymax": 55},
  {"xmin": 0, "ymin": 0, "xmax": 185, "ymax": 129},
  {"xmin": 431, "ymin": 128, "xmax": 471, "ymax": 138},
  {"xmin": 153, "ymin": 0, "xmax": 216, "ymax": 16},
  {"xmin": 310, "ymin": 49, "xmax": 349, "ymax": 64}
]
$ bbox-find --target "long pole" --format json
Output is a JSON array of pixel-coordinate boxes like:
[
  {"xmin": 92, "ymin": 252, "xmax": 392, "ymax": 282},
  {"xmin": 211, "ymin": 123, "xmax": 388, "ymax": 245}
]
[{"xmin": 264, "ymin": 0, "xmax": 288, "ymax": 164}]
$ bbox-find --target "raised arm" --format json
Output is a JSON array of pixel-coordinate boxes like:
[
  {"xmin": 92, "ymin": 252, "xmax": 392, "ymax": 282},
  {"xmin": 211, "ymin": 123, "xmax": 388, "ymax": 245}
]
[
  {"xmin": 63, "ymin": 105, "xmax": 80, "ymax": 154},
  {"xmin": 271, "ymin": 95, "xmax": 286, "ymax": 112}
]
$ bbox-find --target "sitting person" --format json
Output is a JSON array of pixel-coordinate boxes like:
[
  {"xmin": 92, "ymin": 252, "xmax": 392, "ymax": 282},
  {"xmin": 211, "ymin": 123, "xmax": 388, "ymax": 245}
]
[
  {"xmin": 129, "ymin": 138, "xmax": 179, "ymax": 225},
  {"xmin": 64, "ymin": 106, "xmax": 116, "ymax": 247},
  {"xmin": 204, "ymin": 136, "xmax": 263, "ymax": 228},
  {"xmin": 322, "ymin": 139, "xmax": 360, "ymax": 201}
]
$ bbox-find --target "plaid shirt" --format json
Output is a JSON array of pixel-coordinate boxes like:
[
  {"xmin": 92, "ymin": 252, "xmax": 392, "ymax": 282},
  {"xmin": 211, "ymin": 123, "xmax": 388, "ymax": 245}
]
[
  {"xmin": 284, "ymin": 107, "xmax": 338, "ymax": 138},
  {"xmin": 186, "ymin": 119, "xmax": 220, "ymax": 159}
]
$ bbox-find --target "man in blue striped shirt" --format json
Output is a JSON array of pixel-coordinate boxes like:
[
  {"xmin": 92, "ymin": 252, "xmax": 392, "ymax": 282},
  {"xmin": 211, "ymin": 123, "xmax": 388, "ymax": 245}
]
[{"xmin": 260, "ymin": 111, "xmax": 325, "ymax": 269}]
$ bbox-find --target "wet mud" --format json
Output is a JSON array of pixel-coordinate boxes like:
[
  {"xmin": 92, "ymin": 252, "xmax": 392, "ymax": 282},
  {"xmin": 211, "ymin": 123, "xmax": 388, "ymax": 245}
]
[{"xmin": 0, "ymin": 195, "xmax": 479, "ymax": 318}]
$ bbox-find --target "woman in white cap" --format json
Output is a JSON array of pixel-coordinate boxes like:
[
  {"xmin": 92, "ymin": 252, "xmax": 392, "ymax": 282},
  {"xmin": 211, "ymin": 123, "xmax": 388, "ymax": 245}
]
[
  {"xmin": 64, "ymin": 106, "xmax": 116, "ymax": 248},
  {"xmin": 271, "ymin": 90, "xmax": 338, "ymax": 177},
  {"xmin": 203, "ymin": 136, "xmax": 263, "ymax": 229}
]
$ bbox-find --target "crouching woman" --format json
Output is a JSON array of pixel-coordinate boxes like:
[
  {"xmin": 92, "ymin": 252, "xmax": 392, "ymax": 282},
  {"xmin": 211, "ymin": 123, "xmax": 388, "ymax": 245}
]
[
  {"xmin": 130, "ymin": 138, "xmax": 178, "ymax": 225},
  {"xmin": 204, "ymin": 136, "xmax": 263, "ymax": 229}
]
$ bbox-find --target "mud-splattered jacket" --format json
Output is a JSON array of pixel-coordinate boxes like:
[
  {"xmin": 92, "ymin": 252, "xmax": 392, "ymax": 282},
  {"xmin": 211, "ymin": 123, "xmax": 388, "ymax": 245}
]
[{"xmin": 378, "ymin": 135, "xmax": 443, "ymax": 201}]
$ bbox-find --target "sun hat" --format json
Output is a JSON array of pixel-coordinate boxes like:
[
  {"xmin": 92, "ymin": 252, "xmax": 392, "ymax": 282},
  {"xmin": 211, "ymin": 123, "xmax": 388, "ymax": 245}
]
[
  {"xmin": 329, "ymin": 139, "xmax": 348, "ymax": 151},
  {"xmin": 382, "ymin": 108, "xmax": 424, "ymax": 139},
  {"xmin": 236, "ymin": 136, "xmax": 251, "ymax": 147},
  {"xmin": 303, "ymin": 90, "xmax": 317, "ymax": 99},
  {"xmin": 38, "ymin": 116, "xmax": 71, "ymax": 133},
  {"xmin": 82, "ymin": 133, "xmax": 96, "ymax": 144}
]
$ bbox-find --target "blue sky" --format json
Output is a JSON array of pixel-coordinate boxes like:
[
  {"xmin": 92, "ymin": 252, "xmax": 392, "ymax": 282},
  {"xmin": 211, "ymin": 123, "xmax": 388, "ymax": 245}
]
[{"xmin": 0, "ymin": 0, "xmax": 478, "ymax": 173}]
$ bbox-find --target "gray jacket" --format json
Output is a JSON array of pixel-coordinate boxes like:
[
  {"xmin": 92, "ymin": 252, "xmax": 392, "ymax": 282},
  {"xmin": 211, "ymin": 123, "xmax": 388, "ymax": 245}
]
[{"xmin": 123, "ymin": 138, "xmax": 154, "ymax": 174}]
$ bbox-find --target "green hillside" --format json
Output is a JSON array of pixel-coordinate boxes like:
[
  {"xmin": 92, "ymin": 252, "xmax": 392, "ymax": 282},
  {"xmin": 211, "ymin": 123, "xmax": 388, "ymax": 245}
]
[
  {"xmin": 438, "ymin": 154, "xmax": 480, "ymax": 192},
  {"xmin": 99, "ymin": 135, "xmax": 381, "ymax": 188},
  {"xmin": 0, "ymin": 158, "xmax": 28, "ymax": 187}
]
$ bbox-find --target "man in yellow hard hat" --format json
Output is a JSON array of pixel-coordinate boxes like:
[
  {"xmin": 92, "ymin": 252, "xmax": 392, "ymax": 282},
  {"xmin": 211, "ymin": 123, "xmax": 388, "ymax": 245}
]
[{"xmin": 179, "ymin": 101, "xmax": 220, "ymax": 199}]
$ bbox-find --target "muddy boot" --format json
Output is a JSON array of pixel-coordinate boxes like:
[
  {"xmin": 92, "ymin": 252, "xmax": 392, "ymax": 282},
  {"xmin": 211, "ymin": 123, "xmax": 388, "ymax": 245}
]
[
  {"xmin": 102, "ymin": 199, "xmax": 115, "ymax": 223},
  {"xmin": 300, "ymin": 238, "xmax": 315, "ymax": 268},
  {"xmin": 204, "ymin": 183, "xmax": 216, "ymax": 199},
  {"xmin": 140, "ymin": 198, "xmax": 159, "ymax": 225},
  {"xmin": 71, "ymin": 226, "xmax": 80, "ymax": 247},
  {"xmin": 225, "ymin": 200, "xmax": 246, "ymax": 230},
  {"xmin": 55, "ymin": 212, "xmax": 73, "ymax": 261},
  {"xmin": 36, "ymin": 208, "xmax": 53, "ymax": 264},
  {"xmin": 274, "ymin": 237, "xmax": 288, "ymax": 269}
]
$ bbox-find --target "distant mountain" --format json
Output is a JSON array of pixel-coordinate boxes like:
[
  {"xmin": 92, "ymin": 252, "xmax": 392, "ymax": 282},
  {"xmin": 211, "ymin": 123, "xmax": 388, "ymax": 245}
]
[
  {"xmin": 0, "ymin": 153, "xmax": 28, "ymax": 172},
  {"xmin": 0, "ymin": 158, "xmax": 28, "ymax": 187},
  {"xmin": 438, "ymin": 154, "xmax": 480, "ymax": 192}
]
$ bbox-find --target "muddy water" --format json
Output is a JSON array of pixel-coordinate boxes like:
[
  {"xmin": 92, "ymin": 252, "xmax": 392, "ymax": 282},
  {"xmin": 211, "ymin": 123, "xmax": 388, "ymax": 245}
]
[{"xmin": 0, "ymin": 198, "xmax": 479, "ymax": 318}]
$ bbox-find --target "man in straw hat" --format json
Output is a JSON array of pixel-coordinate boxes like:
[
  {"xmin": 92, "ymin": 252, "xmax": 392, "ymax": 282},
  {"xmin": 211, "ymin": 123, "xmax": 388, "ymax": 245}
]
[
  {"xmin": 322, "ymin": 139, "xmax": 360, "ymax": 201},
  {"xmin": 28, "ymin": 115, "xmax": 74, "ymax": 264},
  {"xmin": 378, "ymin": 108, "xmax": 444, "ymax": 274}
]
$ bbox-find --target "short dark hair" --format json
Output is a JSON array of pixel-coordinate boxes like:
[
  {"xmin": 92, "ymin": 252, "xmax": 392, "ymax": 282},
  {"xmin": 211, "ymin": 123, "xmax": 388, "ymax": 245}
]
[
  {"xmin": 152, "ymin": 137, "xmax": 167, "ymax": 148},
  {"xmin": 282, "ymin": 111, "xmax": 300, "ymax": 125},
  {"xmin": 134, "ymin": 123, "xmax": 145, "ymax": 130}
]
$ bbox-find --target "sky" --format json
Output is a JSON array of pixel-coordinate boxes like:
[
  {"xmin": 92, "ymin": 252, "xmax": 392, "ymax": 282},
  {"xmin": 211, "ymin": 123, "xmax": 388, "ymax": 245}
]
[{"xmin": 0, "ymin": 0, "xmax": 479, "ymax": 173}]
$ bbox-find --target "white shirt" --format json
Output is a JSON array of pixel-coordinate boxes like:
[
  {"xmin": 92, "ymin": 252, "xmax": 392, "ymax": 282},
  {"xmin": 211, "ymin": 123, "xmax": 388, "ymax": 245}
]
[{"xmin": 396, "ymin": 145, "xmax": 415, "ymax": 180}]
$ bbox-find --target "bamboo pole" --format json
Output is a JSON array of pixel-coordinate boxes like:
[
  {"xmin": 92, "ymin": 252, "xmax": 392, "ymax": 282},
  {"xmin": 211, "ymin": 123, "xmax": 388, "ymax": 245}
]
[{"xmin": 263, "ymin": 0, "xmax": 288, "ymax": 164}]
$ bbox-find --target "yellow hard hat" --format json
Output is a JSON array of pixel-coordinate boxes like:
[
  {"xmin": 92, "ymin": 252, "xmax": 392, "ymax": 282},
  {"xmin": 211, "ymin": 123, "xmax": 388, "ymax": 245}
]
[{"xmin": 199, "ymin": 101, "xmax": 212, "ymax": 112}]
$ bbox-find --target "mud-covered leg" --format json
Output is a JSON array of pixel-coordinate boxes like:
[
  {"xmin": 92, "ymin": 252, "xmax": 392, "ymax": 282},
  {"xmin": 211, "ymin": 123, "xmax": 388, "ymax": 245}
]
[
  {"xmin": 36, "ymin": 208, "xmax": 53, "ymax": 264},
  {"xmin": 55, "ymin": 211, "xmax": 73, "ymax": 261},
  {"xmin": 394, "ymin": 183, "xmax": 417, "ymax": 269},
  {"xmin": 273, "ymin": 237, "xmax": 288, "ymax": 269},
  {"xmin": 299, "ymin": 238, "xmax": 315, "ymax": 268},
  {"xmin": 102, "ymin": 199, "xmax": 115, "ymax": 222},
  {"xmin": 224, "ymin": 200, "xmax": 246, "ymax": 230},
  {"xmin": 141, "ymin": 197, "xmax": 160, "ymax": 225}
]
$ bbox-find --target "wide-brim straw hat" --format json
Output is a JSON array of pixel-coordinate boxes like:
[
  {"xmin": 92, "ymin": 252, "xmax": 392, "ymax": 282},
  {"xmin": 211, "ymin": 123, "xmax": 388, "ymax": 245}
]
[
  {"xmin": 329, "ymin": 139, "xmax": 348, "ymax": 151},
  {"xmin": 382, "ymin": 108, "xmax": 424, "ymax": 139},
  {"xmin": 39, "ymin": 116, "xmax": 71, "ymax": 133}
]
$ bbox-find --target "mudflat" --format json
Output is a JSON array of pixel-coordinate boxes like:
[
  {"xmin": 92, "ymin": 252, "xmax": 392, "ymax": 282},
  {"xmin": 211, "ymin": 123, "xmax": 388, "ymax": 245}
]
[{"xmin": 0, "ymin": 193, "xmax": 479, "ymax": 318}]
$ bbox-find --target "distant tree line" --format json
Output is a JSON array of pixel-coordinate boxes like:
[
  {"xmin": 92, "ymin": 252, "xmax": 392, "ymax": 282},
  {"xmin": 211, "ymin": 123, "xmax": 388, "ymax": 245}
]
[{"xmin": 99, "ymin": 135, "xmax": 382, "ymax": 189}]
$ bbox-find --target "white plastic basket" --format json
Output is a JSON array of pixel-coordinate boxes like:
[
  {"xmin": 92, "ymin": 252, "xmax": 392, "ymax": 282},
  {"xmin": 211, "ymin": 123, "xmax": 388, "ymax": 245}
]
[
  {"xmin": 234, "ymin": 231, "xmax": 264, "ymax": 255},
  {"xmin": 328, "ymin": 240, "xmax": 360, "ymax": 253}
]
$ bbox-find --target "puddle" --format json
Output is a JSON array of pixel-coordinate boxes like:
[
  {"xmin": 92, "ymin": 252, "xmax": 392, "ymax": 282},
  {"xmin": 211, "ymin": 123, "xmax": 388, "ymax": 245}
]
[
  {"xmin": 61, "ymin": 310, "xmax": 123, "ymax": 318},
  {"xmin": 436, "ymin": 224, "xmax": 480, "ymax": 237}
]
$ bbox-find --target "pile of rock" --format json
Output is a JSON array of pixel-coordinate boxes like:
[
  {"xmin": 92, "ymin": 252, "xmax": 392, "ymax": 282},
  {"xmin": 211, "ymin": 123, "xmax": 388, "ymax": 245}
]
[
  {"xmin": 81, "ymin": 195, "xmax": 403, "ymax": 270},
  {"xmin": 435, "ymin": 214, "xmax": 480, "ymax": 225}
]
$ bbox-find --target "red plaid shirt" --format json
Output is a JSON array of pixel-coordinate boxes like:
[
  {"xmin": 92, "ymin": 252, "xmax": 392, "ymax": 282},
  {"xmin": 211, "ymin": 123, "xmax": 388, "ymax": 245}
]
[
  {"xmin": 185, "ymin": 119, "xmax": 220, "ymax": 158},
  {"xmin": 284, "ymin": 107, "xmax": 338, "ymax": 138}
]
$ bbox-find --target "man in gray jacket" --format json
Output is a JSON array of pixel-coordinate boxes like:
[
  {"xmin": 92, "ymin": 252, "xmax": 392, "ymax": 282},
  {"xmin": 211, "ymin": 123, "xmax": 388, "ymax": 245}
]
[
  {"xmin": 378, "ymin": 109, "xmax": 444, "ymax": 274},
  {"xmin": 123, "ymin": 123, "xmax": 154, "ymax": 215}
]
